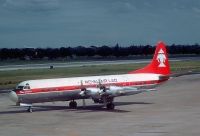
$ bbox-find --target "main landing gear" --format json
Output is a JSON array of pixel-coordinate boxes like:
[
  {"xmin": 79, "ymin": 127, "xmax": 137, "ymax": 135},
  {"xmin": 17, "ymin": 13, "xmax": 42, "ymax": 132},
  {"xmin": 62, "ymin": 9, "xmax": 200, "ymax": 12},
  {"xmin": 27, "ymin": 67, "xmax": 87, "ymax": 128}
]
[
  {"xmin": 69, "ymin": 100, "xmax": 77, "ymax": 109},
  {"xmin": 106, "ymin": 102, "xmax": 115, "ymax": 110},
  {"xmin": 101, "ymin": 96, "xmax": 115, "ymax": 110}
]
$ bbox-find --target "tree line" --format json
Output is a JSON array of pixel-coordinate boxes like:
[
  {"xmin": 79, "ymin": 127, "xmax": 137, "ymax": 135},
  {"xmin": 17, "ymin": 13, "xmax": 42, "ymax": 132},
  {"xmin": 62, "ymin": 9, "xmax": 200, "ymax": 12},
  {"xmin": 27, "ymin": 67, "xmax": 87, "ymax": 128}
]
[{"xmin": 0, "ymin": 44, "xmax": 199, "ymax": 60}]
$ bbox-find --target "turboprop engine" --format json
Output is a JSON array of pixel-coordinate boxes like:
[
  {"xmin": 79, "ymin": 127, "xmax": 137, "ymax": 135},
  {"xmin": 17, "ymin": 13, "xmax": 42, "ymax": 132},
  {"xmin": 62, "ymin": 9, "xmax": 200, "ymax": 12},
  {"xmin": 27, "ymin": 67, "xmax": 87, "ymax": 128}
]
[
  {"xmin": 79, "ymin": 86, "xmax": 124, "ymax": 99},
  {"xmin": 105, "ymin": 86, "xmax": 125, "ymax": 96},
  {"xmin": 80, "ymin": 87, "xmax": 101, "ymax": 99}
]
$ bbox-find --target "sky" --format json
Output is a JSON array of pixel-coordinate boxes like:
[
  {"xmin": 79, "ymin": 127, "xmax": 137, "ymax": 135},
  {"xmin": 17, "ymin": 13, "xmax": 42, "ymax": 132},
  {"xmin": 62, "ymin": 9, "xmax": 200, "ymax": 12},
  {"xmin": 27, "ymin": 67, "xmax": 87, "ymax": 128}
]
[{"xmin": 0, "ymin": 0, "xmax": 200, "ymax": 48}]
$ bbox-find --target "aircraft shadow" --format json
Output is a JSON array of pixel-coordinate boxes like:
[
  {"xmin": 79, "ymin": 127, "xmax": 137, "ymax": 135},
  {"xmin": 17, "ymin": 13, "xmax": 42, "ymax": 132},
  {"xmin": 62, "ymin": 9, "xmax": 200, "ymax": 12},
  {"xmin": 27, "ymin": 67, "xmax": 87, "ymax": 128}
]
[
  {"xmin": 0, "ymin": 101, "xmax": 153, "ymax": 114},
  {"xmin": 75, "ymin": 102, "xmax": 153, "ymax": 113},
  {"xmin": 115, "ymin": 101, "xmax": 153, "ymax": 106}
]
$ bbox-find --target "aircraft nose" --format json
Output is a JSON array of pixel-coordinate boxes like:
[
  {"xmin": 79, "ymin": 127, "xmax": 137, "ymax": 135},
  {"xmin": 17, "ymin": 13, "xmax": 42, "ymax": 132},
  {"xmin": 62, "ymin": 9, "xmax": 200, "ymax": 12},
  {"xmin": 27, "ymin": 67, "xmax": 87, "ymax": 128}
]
[{"xmin": 9, "ymin": 91, "xmax": 19, "ymax": 103}]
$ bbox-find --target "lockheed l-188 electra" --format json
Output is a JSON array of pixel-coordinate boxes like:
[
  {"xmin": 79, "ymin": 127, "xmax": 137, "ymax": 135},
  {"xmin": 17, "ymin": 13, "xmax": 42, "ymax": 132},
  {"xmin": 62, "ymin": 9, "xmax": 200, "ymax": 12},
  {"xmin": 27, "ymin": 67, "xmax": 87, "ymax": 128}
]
[{"xmin": 9, "ymin": 41, "xmax": 170, "ymax": 112}]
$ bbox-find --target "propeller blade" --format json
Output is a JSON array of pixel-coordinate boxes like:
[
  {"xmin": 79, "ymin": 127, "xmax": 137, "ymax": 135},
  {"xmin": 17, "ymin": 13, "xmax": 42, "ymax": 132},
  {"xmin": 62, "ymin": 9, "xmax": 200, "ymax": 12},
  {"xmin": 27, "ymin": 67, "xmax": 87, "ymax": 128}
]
[
  {"xmin": 102, "ymin": 96, "xmax": 107, "ymax": 107},
  {"xmin": 82, "ymin": 99, "xmax": 86, "ymax": 107},
  {"xmin": 79, "ymin": 91, "xmax": 85, "ymax": 96},
  {"xmin": 81, "ymin": 80, "xmax": 83, "ymax": 86},
  {"xmin": 80, "ymin": 80, "xmax": 87, "ymax": 96}
]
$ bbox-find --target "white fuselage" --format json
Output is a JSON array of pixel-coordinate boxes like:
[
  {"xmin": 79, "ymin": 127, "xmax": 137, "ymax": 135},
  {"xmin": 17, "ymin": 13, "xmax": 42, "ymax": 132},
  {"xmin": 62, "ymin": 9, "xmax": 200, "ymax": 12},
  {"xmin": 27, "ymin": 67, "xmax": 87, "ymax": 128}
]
[
  {"xmin": 9, "ymin": 73, "xmax": 166, "ymax": 104},
  {"xmin": 18, "ymin": 73, "xmax": 160, "ymax": 89}
]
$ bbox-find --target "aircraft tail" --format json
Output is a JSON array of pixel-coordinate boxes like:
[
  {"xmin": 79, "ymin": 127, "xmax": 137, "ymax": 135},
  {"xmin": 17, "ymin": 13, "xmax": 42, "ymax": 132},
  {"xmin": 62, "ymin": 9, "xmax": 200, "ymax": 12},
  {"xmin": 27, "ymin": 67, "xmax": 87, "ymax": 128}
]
[{"xmin": 129, "ymin": 41, "xmax": 170, "ymax": 75}]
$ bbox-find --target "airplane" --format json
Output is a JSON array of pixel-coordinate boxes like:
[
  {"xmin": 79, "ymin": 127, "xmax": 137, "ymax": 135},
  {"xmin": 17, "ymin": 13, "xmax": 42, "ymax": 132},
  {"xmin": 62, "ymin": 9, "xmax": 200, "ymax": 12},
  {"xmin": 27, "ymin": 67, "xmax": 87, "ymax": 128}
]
[{"xmin": 9, "ymin": 41, "xmax": 170, "ymax": 112}]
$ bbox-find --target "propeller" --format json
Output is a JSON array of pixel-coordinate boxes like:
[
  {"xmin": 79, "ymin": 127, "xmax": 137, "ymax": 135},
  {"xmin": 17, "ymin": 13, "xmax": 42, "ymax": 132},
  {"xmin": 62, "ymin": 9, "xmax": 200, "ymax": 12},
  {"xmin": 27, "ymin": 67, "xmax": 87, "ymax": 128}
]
[
  {"xmin": 79, "ymin": 79, "xmax": 109, "ymax": 107},
  {"xmin": 80, "ymin": 80, "xmax": 87, "ymax": 107},
  {"xmin": 97, "ymin": 79, "xmax": 107, "ymax": 96},
  {"xmin": 80, "ymin": 80, "xmax": 87, "ymax": 96}
]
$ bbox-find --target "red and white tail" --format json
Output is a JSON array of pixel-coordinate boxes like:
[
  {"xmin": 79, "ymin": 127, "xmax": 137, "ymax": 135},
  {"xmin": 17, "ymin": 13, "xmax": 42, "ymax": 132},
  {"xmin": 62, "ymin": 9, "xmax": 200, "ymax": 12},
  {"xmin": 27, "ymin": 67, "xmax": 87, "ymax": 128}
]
[{"xmin": 129, "ymin": 41, "xmax": 170, "ymax": 75}]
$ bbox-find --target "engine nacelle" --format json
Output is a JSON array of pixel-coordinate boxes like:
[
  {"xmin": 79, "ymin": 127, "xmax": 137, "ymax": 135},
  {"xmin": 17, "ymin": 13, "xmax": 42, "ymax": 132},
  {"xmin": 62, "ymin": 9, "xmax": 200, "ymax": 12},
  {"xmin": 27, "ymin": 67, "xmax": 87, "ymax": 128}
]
[
  {"xmin": 106, "ymin": 86, "xmax": 124, "ymax": 96},
  {"xmin": 86, "ymin": 87, "xmax": 102, "ymax": 99},
  {"xmin": 82, "ymin": 86, "xmax": 124, "ymax": 99},
  {"xmin": 86, "ymin": 86, "xmax": 124, "ymax": 103}
]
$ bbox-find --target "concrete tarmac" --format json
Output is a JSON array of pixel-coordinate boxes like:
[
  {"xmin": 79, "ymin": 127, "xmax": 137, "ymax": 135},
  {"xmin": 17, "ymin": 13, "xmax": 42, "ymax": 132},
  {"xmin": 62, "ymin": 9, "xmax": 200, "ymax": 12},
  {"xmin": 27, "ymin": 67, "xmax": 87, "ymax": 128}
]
[{"xmin": 0, "ymin": 74, "xmax": 200, "ymax": 136}]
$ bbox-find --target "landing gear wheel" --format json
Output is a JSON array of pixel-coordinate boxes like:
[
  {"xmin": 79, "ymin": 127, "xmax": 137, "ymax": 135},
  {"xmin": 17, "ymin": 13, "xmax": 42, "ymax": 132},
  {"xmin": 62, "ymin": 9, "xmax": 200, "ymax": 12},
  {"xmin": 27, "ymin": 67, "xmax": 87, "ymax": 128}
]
[
  {"xmin": 106, "ymin": 103, "xmax": 115, "ymax": 110},
  {"xmin": 69, "ymin": 101, "xmax": 77, "ymax": 109},
  {"xmin": 27, "ymin": 107, "xmax": 33, "ymax": 113}
]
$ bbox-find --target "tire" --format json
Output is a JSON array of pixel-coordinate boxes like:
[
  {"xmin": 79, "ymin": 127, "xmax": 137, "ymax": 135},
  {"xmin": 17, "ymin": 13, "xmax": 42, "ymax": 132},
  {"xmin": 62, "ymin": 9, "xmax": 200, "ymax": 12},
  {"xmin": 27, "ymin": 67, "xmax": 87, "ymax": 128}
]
[
  {"xmin": 106, "ymin": 103, "xmax": 115, "ymax": 110},
  {"xmin": 69, "ymin": 101, "xmax": 77, "ymax": 109},
  {"xmin": 72, "ymin": 101, "xmax": 77, "ymax": 108}
]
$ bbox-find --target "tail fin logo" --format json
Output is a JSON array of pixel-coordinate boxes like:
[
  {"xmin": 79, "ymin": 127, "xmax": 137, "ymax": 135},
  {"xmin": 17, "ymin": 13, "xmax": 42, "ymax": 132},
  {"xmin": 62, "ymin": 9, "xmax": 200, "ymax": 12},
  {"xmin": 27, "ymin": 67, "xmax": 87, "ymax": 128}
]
[
  {"xmin": 128, "ymin": 41, "xmax": 170, "ymax": 75},
  {"xmin": 156, "ymin": 49, "xmax": 166, "ymax": 67}
]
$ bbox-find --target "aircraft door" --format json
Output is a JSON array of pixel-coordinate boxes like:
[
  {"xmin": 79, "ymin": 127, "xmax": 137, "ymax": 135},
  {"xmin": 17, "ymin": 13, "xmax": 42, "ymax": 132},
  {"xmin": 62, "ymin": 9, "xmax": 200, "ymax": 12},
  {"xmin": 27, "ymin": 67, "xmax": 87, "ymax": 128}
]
[{"xmin": 123, "ymin": 75, "xmax": 130, "ymax": 86}]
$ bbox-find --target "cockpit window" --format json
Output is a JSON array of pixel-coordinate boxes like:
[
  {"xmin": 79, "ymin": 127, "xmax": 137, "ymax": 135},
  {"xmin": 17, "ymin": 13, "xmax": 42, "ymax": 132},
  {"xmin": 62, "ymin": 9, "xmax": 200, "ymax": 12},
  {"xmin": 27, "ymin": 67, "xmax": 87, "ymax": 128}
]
[{"xmin": 16, "ymin": 86, "xmax": 24, "ymax": 90}]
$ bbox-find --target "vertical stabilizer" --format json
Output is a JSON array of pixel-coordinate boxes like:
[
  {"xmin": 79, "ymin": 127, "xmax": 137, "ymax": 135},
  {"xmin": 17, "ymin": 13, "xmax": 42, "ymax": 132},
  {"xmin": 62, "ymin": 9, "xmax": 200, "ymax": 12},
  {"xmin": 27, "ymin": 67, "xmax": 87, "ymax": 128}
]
[{"xmin": 129, "ymin": 41, "xmax": 170, "ymax": 75}]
